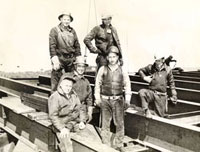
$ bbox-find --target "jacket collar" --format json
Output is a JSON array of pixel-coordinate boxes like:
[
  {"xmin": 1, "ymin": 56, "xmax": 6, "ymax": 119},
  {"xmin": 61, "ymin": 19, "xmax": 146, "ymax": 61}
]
[
  {"xmin": 100, "ymin": 23, "xmax": 112, "ymax": 29},
  {"xmin": 57, "ymin": 87, "xmax": 73, "ymax": 99},
  {"xmin": 58, "ymin": 23, "xmax": 73, "ymax": 32}
]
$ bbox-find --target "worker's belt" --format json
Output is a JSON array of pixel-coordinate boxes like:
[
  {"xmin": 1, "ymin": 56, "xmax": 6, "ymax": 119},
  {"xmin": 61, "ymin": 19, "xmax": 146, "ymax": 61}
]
[
  {"xmin": 62, "ymin": 53, "xmax": 74, "ymax": 58},
  {"xmin": 154, "ymin": 90, "xmax": 167, "ymax": 96},
  {"xmin": 101, "ymin": 95, "xmax": 122, "ymax": 100}
]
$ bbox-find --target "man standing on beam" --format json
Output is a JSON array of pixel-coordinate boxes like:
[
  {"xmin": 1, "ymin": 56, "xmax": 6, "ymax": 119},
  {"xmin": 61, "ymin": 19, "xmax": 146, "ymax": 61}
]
[
  {"xmin": 95, "ymin": 46, "xmax": 131, "ymax": 152},
  {"xmin": 138, "ymin": 53, "xmax": 178, "ymax": 118},
  {"xmin": 49, "ymin": 11, "xmax": 81, "ymax": 93},
  {"xmin": 84, "ymin": 13, "xmax": 123, "ymax": 71}
]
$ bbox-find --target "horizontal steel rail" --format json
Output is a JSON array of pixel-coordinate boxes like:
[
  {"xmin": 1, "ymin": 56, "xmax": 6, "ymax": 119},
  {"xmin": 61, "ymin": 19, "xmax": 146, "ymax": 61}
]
[{"xmin": 38, "ymin": 75, "xmax": 200, "ymax": 103}]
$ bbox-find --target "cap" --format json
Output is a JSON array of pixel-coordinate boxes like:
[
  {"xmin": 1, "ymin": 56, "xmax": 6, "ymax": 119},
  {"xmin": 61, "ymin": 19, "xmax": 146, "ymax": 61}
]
[
  {"xmin": 154, "ymin": 52, "xmax": 166, "ymax": 60},
  {"xmin": 62, "ymin": 75, "xmax": 76, "ymax": 83},
  {"xmin": 74, "ymin": 56, "xmax": 88, "ymax": 66},
  {"xmin": 101, "ymin": 13, "xmax": 112, "ymax": 20},
  {"xmin": 108, "ymin": 46, "xmax": 119, "ymax": 54}
]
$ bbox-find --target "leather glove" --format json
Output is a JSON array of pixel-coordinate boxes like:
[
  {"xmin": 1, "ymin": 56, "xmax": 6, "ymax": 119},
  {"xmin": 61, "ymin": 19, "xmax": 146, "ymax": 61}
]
[
  {"xmin": 170, "ymin": 96, "xmax": 177, "ymax": 105},
  {"xmin": 51, "ymin": 56, "xmax": 60, "ymax": 71},
  {"xmin": 87, "ymin": 106, "xmax": 93, "ymax": 123}
]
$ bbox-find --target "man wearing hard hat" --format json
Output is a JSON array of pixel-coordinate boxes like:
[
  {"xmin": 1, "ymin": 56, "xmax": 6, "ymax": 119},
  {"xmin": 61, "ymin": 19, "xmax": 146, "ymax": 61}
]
[
  {"xmin": 49, "ymin": 11, "xmax": 81, "ymax": 93},
  {"xmin": 138, "ymin": 53, "xmax": 177, "ymax": 118},
  {"xmin": 59, "ymin": 56, "xmax": 93, "ymax": 124},
  {"xmin": 84, "ymin": 13, "xmax": 122, "ymax": 71},
  {"xmin": 95, "ymin": 46, "xmax": 131, "ymax": 152}
]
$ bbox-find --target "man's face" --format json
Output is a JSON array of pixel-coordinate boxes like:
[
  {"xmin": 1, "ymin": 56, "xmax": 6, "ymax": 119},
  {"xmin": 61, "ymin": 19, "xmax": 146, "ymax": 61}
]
[
  {"xmin": 102, "ymin": 17, "xmax": 112, "ymax": 26},
  {"xmin": 107, "ymin": 52, "xmax": 119, "ymax": 65},
  {"xmin": 60, "ymin": 15, "xmax": 71, "ymax": 26},
  {"xmin": 154, "ymin": 58, "xmax": 165, "ymax": 70},
  {"xmin": 60, "ymin": 79, "xmax": 73, "ymax": 94},
  {"xmin": 75, "ymin": 64, "xmax": 86, "ymax": 75}
]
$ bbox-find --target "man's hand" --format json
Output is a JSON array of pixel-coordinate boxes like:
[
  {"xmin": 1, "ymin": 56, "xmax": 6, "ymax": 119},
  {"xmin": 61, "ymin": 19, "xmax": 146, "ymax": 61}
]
[
  {"xmin": 51, "ymin": 56, "xmax": 60, "ymax": 71},
  {"xmin": 143, "ymin": 76, "xmax": 153, "ymax": 83},
  {"xmin": 95, "ymin": 48, "xmax": 102, "ymax": 54},
  {"xmin": 87, "ymin": 106, "xmax": 93, "ymax": 123},
  {"xmin": 170, "ymin": 96, "xmax": 177, "ymax": 105},
  {"xmin": 124, "ymin": 100, "xmax": 130, "ymax": 110},
  {"xmin": 79, "ymin": 122, "xmax": 86, "ymax": 130},
  {"xmin": 94, "ymin": 99, "xmax": 102, "ymax": 107},
  {"xmin": 60, "ymin": 128, "xmax": 70, "ymax": 139}
]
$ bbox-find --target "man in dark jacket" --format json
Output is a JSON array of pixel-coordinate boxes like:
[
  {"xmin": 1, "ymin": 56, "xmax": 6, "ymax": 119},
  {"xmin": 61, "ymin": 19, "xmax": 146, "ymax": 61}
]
[
  {"xmin": 60, "ymin": 56, "xmax": 93, "ymax": 123},
  {"xmin": 49, "ymin": 11, "xmax": 81, "ymax": 92},
  {"xmin": 84, "ymin": 13, "xmax": 122, "ymax": 70},
  {"xmin": 138, "ymin": 54, "xmax": 177, "ymax": 118}
]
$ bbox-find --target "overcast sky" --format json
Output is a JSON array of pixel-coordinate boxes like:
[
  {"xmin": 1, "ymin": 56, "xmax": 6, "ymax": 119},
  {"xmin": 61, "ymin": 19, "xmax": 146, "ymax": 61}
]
[{"xmin": 0, "ymin": 0, "xmax": 200, "ymax": 72}]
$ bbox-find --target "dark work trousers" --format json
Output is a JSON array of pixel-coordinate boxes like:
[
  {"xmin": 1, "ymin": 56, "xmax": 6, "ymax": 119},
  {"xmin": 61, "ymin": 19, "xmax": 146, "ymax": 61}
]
[
  {"xmin": 100, "ymin": 96, "xmax": 125, "ymax": 148},
  {"xmin": 81, "ymin": 103, "xmax": 89, "ymax": 122},
  {"xmin": 138, "ymin": 89, "xmax": 168, "ymax": 117},
  {"xmin": 51, "ymin": 66, "xmax": 74, "ymax": 93}
]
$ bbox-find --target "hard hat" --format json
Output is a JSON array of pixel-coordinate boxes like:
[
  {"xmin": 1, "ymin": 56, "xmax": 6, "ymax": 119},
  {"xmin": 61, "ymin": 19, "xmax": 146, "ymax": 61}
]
[
  {"xmin": 58, "ymin": 11, "xmax": 73, "ymax": 21},
  {"xmin": 108, "ymin": 46, "xmax": 119, "ymax": 54},
  {"xmin": 74, "ymin": 56, "xmax": 88, "ymax": 66},
  {"xmin": 154, "ymin": 52, "xmax": 166, "ymax": 60},
  {"xmin": 101, "ymin": 13, "xmax": 112, "ymax": 20}
]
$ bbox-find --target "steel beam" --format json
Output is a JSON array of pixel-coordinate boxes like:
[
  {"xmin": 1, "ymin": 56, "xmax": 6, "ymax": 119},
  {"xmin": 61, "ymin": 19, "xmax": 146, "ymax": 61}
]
[
  {"xmin": 40, "ymin": 74, "xmax": 200, "ymax": 89},
  {"xmin": 0, "ymin": 76, "xmax": 50, "ymax": 96},
  {"xmin": 1, "ymin": 76, "xmax": 199, "ymax": 116},
  {"xmin": 125, "ymin": 109, "xmax": 200, "ymax": 152},
  {"xmin": 129, "ymin": 75, "xmax": 200, "ymax": 90},
  {"xmin": 174, "ymin": 71, "xmax": 200, "ymax": 77},
  {"xmin": 39, "ymin": 75, "xmax": 200, "ymax": 103},
  {"xmin": 0, "ymin": 103, "xmax": 118, "ymax": 152}
]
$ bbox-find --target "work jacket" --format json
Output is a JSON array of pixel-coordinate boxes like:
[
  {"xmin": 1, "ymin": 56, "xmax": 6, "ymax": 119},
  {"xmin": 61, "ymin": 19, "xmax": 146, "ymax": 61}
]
[
  {"xmin": 138, "ymin": 64, "xmax": 177, "ymax": 97},
  {"xmin": 49, "ymin": 24, "xmax": 81, "ymax": 66},
  {"xmin": 84, "ymin": 24, "xmax": 122, "ymax": 58}
]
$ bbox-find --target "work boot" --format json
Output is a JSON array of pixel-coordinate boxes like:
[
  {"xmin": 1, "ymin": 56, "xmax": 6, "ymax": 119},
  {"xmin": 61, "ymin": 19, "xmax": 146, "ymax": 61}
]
[
  {"xmin": 115, "ymin": 146, "xmax": 126, "ymax": 152},
  {"xmin": 145, "ymin": 109, "xmax": 152, "ymax": 118}
]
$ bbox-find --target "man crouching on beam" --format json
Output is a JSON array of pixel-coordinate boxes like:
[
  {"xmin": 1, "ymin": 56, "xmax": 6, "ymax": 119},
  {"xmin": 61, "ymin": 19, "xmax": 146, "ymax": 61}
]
[
  {"xmin": 48, "ymin": 75, "xmax": 85, "ymax": 152},
  {"xmin": 138, "ymin": 53, "xmax": 177, "ymax": 118}
]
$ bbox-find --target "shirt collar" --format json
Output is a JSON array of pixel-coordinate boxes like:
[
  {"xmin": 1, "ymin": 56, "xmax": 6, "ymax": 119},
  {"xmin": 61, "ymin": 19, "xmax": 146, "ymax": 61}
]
[{"xmin": 108, "ymin": 64, "xmax": 120, "ymax": 72}]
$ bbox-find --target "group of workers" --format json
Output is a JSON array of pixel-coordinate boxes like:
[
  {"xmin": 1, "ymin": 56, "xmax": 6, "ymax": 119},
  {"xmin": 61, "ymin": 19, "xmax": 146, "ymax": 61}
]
[{"xmin": 48, "ymin": 11, "xmax": 178, "ymax": 152}]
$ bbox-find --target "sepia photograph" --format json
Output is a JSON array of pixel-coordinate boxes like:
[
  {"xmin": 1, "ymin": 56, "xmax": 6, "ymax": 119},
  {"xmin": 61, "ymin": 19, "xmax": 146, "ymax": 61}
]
[{"xmin": 0, "ymin": 0, "xmax": 200, "ymax": 151}]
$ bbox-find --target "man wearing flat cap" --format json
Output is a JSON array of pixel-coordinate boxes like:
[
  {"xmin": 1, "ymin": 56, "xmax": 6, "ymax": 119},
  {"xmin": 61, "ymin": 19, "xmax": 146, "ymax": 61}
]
[
  {"xmin": 84, "ymin": 13, "xmax": 122, "ymax": 71},
  {"xmin": 49, "ymin": 11, "xmax": 81, "ymax": 93}
]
